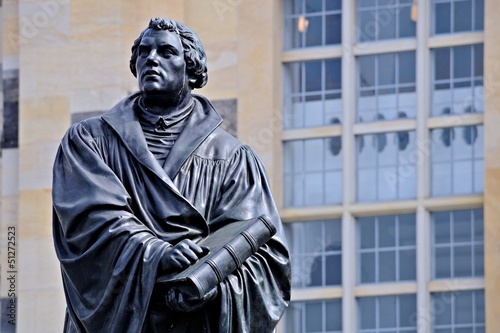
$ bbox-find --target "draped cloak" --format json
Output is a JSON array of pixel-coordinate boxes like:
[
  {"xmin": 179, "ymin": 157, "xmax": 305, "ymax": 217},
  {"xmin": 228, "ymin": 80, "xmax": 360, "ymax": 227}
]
[{"xmin": 52, "ymin": 93, "xmax": 291, "ymax": 333}]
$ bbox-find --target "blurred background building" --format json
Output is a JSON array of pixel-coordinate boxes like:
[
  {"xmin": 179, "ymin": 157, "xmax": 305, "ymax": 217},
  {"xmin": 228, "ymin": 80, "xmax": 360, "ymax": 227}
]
[{"xmin": 0, "ymin": 0, "xmax": 498, "ymax": 332}]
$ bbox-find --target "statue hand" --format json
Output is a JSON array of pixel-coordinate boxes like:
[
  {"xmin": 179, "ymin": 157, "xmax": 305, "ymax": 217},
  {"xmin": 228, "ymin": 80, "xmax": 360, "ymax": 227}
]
[
  {"xmin": 160, "ymin": 239, "xmax": 208, "ymax": 274},
  {"xmin": 165, "ymin": 286, "xmax": 218, "ymax": 313}
]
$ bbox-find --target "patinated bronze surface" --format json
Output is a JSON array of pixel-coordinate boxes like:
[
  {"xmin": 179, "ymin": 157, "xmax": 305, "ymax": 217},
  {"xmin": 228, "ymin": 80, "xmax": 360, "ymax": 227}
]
[{"xmin": 52, "ymin": 18, "xmax": 291, "ymax": 332}]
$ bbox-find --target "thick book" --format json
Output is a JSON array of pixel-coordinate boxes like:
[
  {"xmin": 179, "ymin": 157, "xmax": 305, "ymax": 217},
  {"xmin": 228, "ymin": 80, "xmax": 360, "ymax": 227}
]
[{"xmin": 157, "ymin": 215, "xmax": 276, "ymax": 301}]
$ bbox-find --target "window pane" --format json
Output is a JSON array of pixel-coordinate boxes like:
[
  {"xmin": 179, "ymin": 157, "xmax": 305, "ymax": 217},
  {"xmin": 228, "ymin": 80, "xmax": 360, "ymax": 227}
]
[
  {"xmin": 432, "ymin": 210, "xmax": 484, "ymax": 279},
  {"xmin": 326, "ymin": 14, "xmax": 342, "ymax": 44},
  {"xmin": 360, "ymin": 252, "xmax": 376, "ymax": 283},
  {"xmin": 358, "ymin": 297, "xmax": 376, "ymax": 329},
  {"xmin": 305, "ymin": 302, "xmax": 322, "ymax": 331},
  {"xmin": 379, "ymin": 251, "xmax": 396, "ymax": 282},
  {"xmin": 431, "ymin": 45, "xmax": 483, "ymax": 117},
  {"xmin": 454, "ymin": 0, "xmax": 472, "ymax": 32},
  {"xmin": 325, "ymin": 300, "xmax": 342, "ymax": 331},
  {"xmin": 400, "ymin": 249, "xmax": 416, "ymax": 280},
  {"xmin": 379, "ymin": 296, "xmax": 397, "ymax": 328},
  {"xmin": 435, "ymin": 247, "xmax": 451, "ymax": 278},
  {"xmin": 434, "ymin": 2, "xmax": 451, "ymax": 34}
]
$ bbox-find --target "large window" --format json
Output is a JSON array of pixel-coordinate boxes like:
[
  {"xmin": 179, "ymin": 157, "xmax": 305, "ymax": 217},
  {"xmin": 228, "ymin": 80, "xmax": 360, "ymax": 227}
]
[
  {"xmin": 431, "ymin": 44, "xmax": 484, "ymax": 116},
  {"xmin": 431, "ymin": 290, "xmax": 485, "ymax": 333},
  {"xmin": 358, "ymin": 294, "xmax": 417, "ymax": 333},
  {"xmin": 430, "ymin": 125, "xmax": 484, "ymax": 196},
  {"xmin": 284, "ymin": 0, "xmax": 342, "ymax": 49},
  {"xmin": 284, "ymin": 137, "xmax": 342, "ymax": 207},
  {"xmin": 432, "ymin": 209, "xmax": 484, "ymax": 279},
  {"xmin": 358, "ymin": 214, "xmax": 416, "ymax": 284},
  {"xmin": 357, "ymin": 52, "xmax": 416, "ymax": 122},
  {"xmin": 356, "ymin": 131, "xmax": 416, "ymax": 202},
  {"xmin": 357, "ymin": 0, "xmax": 416, "ymax": 42},
  {"xmin": 284, "ymin": 59, "xmax": 342, "ymax": 129},
  {"xmin": 286, "ymin": 299, "xmax": 342, "ymax": 333},
  {"xmin": 285, "ymin": 219, "xmax": 342, "ymax": 287},
  {"xmin": 432, "ymin": 0, "xmax": 484, "ymax": 35}
]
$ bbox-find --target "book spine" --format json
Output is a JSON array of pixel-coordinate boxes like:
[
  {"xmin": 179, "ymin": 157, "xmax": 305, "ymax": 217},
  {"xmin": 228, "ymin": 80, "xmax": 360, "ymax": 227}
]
[{"xmin": 188, "ymin": 216, "xmax": 276, "ymax": 298}]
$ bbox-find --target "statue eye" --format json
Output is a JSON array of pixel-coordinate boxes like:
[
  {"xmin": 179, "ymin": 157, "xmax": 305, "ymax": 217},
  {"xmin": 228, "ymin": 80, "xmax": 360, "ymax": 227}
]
[
  {"xmin": 159, "ymin": 47, "xmax": 174, "ymax": 57},
  {"xmin": 138, "ymin": 46, "xmax": 150, "ymax": 57}
]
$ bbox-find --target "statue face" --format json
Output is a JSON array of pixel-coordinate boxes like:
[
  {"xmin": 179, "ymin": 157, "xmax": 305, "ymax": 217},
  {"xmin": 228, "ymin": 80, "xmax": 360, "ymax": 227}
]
[{"xmin": 135, "ymin": 29, "xmax": 190, "ymax": 98}]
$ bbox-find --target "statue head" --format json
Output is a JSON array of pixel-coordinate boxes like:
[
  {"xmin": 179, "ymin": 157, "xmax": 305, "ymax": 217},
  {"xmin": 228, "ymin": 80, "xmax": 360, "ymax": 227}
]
[{"xmin": 130, "ymin": 18, "xmax": 208, "ymax": 90}]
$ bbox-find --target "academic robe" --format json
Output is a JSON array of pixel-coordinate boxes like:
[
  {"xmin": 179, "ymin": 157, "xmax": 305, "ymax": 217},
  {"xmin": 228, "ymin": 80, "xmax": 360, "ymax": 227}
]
[{"xmin": 52, "ymin": 93, "xmax": 291, "ymax": 333}]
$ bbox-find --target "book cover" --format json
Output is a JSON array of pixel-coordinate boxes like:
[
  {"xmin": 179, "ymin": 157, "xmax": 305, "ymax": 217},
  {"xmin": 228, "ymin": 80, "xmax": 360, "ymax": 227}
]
[{"xmin": 156, "ymin": 215, "xmax": 276, "ymax": 301}]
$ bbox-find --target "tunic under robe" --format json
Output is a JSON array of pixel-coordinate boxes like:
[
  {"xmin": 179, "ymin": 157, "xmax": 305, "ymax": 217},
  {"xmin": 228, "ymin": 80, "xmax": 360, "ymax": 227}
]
[{"xmin": 52, "ymin": 93, "xmax": 291, "ymax": 333}]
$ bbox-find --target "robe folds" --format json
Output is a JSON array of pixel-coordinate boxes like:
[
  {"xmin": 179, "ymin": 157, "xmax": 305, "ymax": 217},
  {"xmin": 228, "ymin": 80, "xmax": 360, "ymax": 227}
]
[{"xmin": 52, "ymin": 93, "xmax": 291, "ymax": 333}]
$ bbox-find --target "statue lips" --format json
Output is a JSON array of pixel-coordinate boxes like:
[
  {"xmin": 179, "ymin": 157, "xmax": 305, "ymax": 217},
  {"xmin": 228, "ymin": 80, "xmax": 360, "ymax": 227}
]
[{"xmin": 143, "ymin": 69, "xmax": 161, "ymax": 81}]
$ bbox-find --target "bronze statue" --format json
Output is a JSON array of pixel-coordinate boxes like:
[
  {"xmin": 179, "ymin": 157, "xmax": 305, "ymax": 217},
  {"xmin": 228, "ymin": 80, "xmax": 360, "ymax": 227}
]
[{"xmin": 52, "ymin": 18, "xmax": 291, "ymax": 332}]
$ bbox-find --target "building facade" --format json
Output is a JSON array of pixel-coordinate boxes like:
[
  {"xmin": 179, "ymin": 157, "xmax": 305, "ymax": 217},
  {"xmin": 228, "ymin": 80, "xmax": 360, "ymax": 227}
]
[{"xmin": 0, "ymin": 0, "xmax": 499, "ymax": 332}]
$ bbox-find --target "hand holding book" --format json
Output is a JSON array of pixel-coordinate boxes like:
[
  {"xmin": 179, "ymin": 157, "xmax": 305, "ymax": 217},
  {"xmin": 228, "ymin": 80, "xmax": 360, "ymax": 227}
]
[{"xmin": 157, "ymin": 215, "xmax": 277, "ymax": 305}]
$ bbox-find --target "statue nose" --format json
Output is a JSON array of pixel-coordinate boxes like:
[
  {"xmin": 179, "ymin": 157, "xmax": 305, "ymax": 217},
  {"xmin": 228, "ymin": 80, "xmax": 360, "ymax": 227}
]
[{"xmin": 146, "ymin": 50, "xmax": 159, "ymax": 65}]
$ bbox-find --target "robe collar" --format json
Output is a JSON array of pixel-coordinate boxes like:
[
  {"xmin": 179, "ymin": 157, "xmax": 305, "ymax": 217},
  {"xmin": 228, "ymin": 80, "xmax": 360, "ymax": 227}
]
[{"xmin": 101, "ymin": 92, "xmax": 222, "ymax": 184}]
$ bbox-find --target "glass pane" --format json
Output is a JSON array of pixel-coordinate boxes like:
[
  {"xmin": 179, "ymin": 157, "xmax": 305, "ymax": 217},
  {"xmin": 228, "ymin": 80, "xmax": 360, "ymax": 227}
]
[
  {"xmin": 358, "ymin": 168, "xmax": 377, "ymax": 202},
  {"xmin": 435, "ymin": 48, "xmax": 451, "ymax": 80},
  {"xmin": 359, "ymin": 55, "xmax": 376, "ymax": 87},
  {"xmin": 474, "ymin": 44, "xmax": 484, "ymax": 76},
  {"xmin": 399, "ymin": 249, "xmax": 416, "ymax": 280},
  {"xmin": 305, "ymin": 61, "xmax": 322, "ymax": 92},
  {"xmin": 399, "ymin": 6, "xmax": 416, "ymax": 37},
  {"xmin": 399, "ymin": 214, "xmax": 416, "ymax": 246},
  {"xmin": 399, "ymin": 294, "xmax": 417, "ymax": 327},
  {"xmin": 379, "ymin": 215, "xmax": 396, "ymax": 247},
  {"xmin": 474, "ymin": 209, "xmax": 484, "ymax": 241},
  {"xmin": 325, "ymin": 254, "xmax": 342, "ymax": 285},
  {"xmin": 326, "ymin": 300, "xmax": 342, "ymax": 331},
  {"xmin": 378, "ymin": 9, "xmax": 396, "ymax": 40},
  {"xmin": 304, "ymin": 221, "xmax": 323, "ymax": 253},
  {"xmin": 378, "ymin": 53, "xmax": 396, "ymax": 85},
  {"xmin": 325, "ymin": 58, "xmax": 341, "ymax": 90},
  {"xmin": 360, "ymin": 217, "xmax": 376, "ymax": 249},
  {"xmin": 379, "ymin": 296, "xmax": 397, "ymax": 328},
  {"xmin": 476, "ymin": 290, "xmax": 485, "ymax": 323},
  {"xmin": 358, "ymin": 9, "xmax": 377, "ymax": 42},
  {"xmin": 306, "ymin": 0, "xmax": 322, "ymax": 13},
  {"xmin": 379, "ymin": 251, "xmax": 396, "ymax": 282},
  {"xmin": 434, "ymin": 2, "xmax": 451, "ymax": 34},
  {"xmin": 358, "ymin": 297, "xmax": 376, "ymax": 329},
  {"xmin": 454, "ymin": 46, "xmax": 472, "ymax": 79},
  {"xmin": 435, "ymin": 247, "xmax": 451, "ymax": 278},
  {"xmin": 434, "ymin": 212, "xmax": 451, "ymax": 244},
  {"xmin": 475, "ymin": 0, "xmax": 484, "ymax": 31},
  {"xmin": 305, "ymin": 302, "xmax": 323, "ymax": 332},
  {"xmin": 454, "ymin": 0, "xmax": 472, "ymax": 32},
  {"xmin": 326, "ymin": 14, "xmax": 342, "ymax": 44},
  {"xmin": 306, "ymin": 16, "xmax": 323, "ymax": 46},
  {"xmin": 453, "ymin": 210, "xmax": 472, "ymax": 243},
  {"xmin": 306, "ymin": 254, "xmax": 322, "ymax": 286},
  {"xmin": 475, "ymin": 244, "xmax": 484, "ymax": 276},
  {"xmin": 433, "ymin": 293, "xmax": 452, "ymax": 325},
  {"xmin": 455, "ymin": 291, "xmax": 474, "ymax": 324},
  {"xmin": 360, "ymin": 252, "xmax": 376, "ymax": 283},
  {"xmin": 399, "ymin": 51, "xmax": 416, "ymax": 83},
  {"xmin": 454, "ymin": 245, "xmax": 472, "ymax": 277}
]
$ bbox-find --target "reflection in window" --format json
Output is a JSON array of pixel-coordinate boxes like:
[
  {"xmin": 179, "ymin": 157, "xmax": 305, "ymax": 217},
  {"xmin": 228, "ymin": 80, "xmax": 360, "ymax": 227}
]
[
  {"xmin": 431, "ymin": 44, "xmax": 483, "ymax": 116},
  {"xmin": 356, "ymin": 131, "xmax": 416, "ymax": 202},
  {"xmin": 431, "ymin": 290, "xmax": 484, "ymax": 333},
  {"xmin": 432, "ymin": 0, "xmax": 484, "ymax": 35},
  {"xmin": 285, "ymin": 299, "xmax": 342, "ymax": 333},
  {"xmin": 284, "ymin": 137, "xmax": 342, "ymax": 207},
  {"xmin": 357, "ymin": 214, "xmax": 416, "ymax": 284},
  {"xmin": 285, "ymin": 220, "xmax": 342, "ymax": 288},
  {"xmin": 284, "ymin": 59, "xmax": 342, "ymax": 129},
  {"xmin": 284, "ymin": 0, "xmax": 342, "ymax": 49},
  {"xmin": 357, "ymin": 52, "xmax": 416, "ymax": 122},
  {"xmin": 432, "ymin": 209, "xmax": 484, "ymax": 279},
  {"xmin": 430, "ymin": 125, "xmax": 484, "ymax": 196},
  {"xmin": 358, "ymin": 294, "xmax": 417, "ymax": 333},
  {"xmin": 357, "ymin": 0, "xmax": 416, "ymax": 42}
]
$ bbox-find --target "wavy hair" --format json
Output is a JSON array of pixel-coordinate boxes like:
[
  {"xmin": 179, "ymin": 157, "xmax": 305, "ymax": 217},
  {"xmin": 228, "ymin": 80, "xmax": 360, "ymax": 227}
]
[{"xmin": 130, "ymin": 18, "xmax": 208, "ymax": 89}]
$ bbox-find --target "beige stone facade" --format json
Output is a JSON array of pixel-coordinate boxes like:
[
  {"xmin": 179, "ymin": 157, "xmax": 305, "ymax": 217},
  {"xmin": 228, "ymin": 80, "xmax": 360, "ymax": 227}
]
[{"xmin": 0, "ymin": 0, "xmax": 497, "ymax": 332}]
